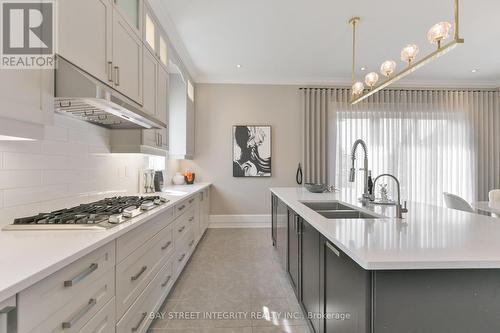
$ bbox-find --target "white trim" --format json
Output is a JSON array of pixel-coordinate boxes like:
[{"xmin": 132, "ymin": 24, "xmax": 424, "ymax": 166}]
[
  {"xmin": 209, "ymin": 215, "xmax": 271, "ymax": 228},
  {"xmin": 196, "ymin": 76, "xmax": 500, "ymax": 88}
]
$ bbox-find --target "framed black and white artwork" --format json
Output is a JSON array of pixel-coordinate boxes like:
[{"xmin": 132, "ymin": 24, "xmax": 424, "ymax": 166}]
[{"xmin": 233, "ymin": 125, "xmax": 272, "ymax": 177}]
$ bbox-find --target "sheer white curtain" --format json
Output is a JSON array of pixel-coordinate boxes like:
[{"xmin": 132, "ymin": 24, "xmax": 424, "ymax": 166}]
[{"xmin": 329, "ymin": 88, "xmax": 500, "ymax": 206}]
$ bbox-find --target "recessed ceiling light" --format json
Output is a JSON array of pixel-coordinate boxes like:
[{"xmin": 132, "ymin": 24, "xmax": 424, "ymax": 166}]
[
  {"xmin": 236, "ymin": 64, "xmax": 242, "ymax": 69},
  {"xmin": 471, "ymin": 69, "xmax": 478, "ymax": 73},
  {"xmin": 360, "ymin": 67, "xmax": 366, "ymax": 71}
]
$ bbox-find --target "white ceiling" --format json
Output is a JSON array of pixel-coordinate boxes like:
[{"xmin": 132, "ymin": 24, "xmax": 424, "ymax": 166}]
[{"xmin": 154, "ymin": 0, "xmax": 500, "ymax": 86}]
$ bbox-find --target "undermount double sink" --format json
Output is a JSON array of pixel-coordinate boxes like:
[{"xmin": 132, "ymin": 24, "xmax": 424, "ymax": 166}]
[{"xmin": 301, "ymin": 201, "xmax": 380, "ymax": 219}]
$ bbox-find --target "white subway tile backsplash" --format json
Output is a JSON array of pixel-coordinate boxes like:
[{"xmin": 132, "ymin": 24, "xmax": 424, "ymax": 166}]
[
  {"xmin": 3, "ymin": 152, "xmax": 68, "ymax": 170},
  {"xmin": 0, "ymin": 141, "xmax": 41, "ymax": 153},
  {"xmin": 43, "ymin": 125, "xmax": 68, "ymax": 141},
  {"xmin": 4, "ymin": 184, "xmax": 69, "ymax": 207},
  {"xmin": 42, "ymin": 169, "xmax": 88, "ymax": 185},
  {"xmin": 41, "ymin": 141, "xmax": 88, "ymax": 156},
  {"xmin": 0, "ymin": 114, "xmax": 148, "ymax": 225},
  {"xmin": 0, "ymin": 170, "xmax": 41, "ymax": 189}
]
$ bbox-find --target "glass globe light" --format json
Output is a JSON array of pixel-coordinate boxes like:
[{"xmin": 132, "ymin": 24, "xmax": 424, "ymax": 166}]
[
  {"xmin": 401, "ymin": 44, "xmax": 419, "ymax": 65},
  {"xmin": 364, "ymin": 72, "xmax": 379, "ymax": 88},
  {"xmin": 380, "ymin": 60, "xmax": 397, "ymax": 77},
  {"xmin": 352, "ymin": 81, "xmax": 364, "ymax": 96},
  {"xmin": 427, "ymin": 22, "xmax": 452, "ymax": 48}
]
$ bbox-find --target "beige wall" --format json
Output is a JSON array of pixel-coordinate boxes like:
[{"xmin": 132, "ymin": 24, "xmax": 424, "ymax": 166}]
[{"xmin": 181, "ymin": 84, "xmax": 302, "ymax": 215}]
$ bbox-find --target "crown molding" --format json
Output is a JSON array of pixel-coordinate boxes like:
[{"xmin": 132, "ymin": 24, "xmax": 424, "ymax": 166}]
[{"xmin": 196, "ymin": 75, "xmax": 500, "ymax": 89}]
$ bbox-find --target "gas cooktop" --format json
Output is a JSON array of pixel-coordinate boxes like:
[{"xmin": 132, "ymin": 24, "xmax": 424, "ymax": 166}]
[{"xmin": 2, "ymin": 195, "xmax": 169, "ymax": 231}]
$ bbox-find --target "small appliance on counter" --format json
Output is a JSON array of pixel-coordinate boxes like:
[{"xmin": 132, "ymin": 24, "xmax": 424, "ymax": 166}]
[
  {"xmin": 154, "ymin": 171, "xmax": 164, "ymax": 192},
  {"xmin": 140, "ymin": 169, "xmax": 155, "ymax": 193}
]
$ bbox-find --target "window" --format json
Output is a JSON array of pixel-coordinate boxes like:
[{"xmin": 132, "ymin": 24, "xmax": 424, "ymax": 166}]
[{"xmin": 333, "ymin": 106, "xmax": 474, "ymax": 206}]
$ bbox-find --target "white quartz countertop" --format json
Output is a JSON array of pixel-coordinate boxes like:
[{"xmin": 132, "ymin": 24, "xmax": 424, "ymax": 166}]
[
  {"xmin": 271, "ymin": 187, "xmax": 500, "ymax": 271},
  {"xmin": 0, "ymin": 183, "xmax": 211, "ymax": 302}
]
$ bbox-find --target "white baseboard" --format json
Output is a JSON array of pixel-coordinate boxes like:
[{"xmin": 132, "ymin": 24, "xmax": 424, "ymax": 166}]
[{"xmin": 209, "ymin": 215, "xmax": 271, "ymax": 228}]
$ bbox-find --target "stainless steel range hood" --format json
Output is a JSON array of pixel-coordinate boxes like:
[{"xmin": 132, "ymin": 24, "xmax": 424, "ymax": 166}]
[{"xmin": 54, "ymin": 56, "xmax": 166, "ymax": 129}]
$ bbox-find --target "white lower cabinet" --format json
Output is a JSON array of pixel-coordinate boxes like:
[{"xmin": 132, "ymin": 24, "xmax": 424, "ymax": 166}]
[
  {"xmin": 15, "ymin": 187, "xmax": 210, "ymax": 333},
  {"xmin": 17, "ymin": 243, "xmax": 115, "ymax": 333},
  {"xmin": 79, "ymin": 298, "xmax": 115, "ymax": 333},
  {"xmin": 116, "ymin": 223, "xmax": 174, "ymax": 318}
]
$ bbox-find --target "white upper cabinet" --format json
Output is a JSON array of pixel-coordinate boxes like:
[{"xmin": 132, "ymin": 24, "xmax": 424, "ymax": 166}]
[
  {"xmin": 0, "ymin": 69, "xmax": 53, "ymax": 134},
  {"xmin": 113, "ymin": 0, "xmax": 141, "ymax": 33},
  {"xmin": 144, "ymin": 12, "xmax": 156, "ymax": 52},
  {"xmin": 169, "ymin": 69, "xmax": 194, "ymax": 159},
  {"xmin": 58, "ymin": 0, "xmax": 113, "ymax": 84},
  {"xmin": 159, "ymin": 36, "xmax": 168, "ymax": 68},
  {"xmin": 142, "ymin": 46, "xmax": 158, "ymax": 116},
  {"xmin": 113, "ymin": 10, "xmax": 143, "ymax": 104}
]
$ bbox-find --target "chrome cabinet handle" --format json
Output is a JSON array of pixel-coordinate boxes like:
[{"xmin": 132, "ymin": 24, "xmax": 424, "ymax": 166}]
[
  {"xmin": 178, "ymin": 226, "xmax": 185, "ymax": 233},
  {"xmin": 131, "ymin": 265, "xmax": 148, "ymax": 281},
  {"xmin": 64, "ymin": 263, "xmax": 98, "ymax": 287},
  {"xmin": 114, "ymin": 66, "xmax": 120, "ymax": 86},
  {"xmin": 62, "ymin": 298, "xmax": 96, "ymax": 328},
  {"xmin": 326, "ymin": 242, "xmax": 340, "ymax": 257},
  {"xmin": 178, "ymin": 254, "xmax": 185, "ymax": 262},
  {"xmin": 161, "ymin": 275, "xmax": 172, "ymax": 287},
  {"xmin": 189, "ymin": 240, "xmax": 195, "ymax": 247},
  {"xmin": 161, "ymin": 241, "xmax": 172, "ymax": 250},
  {"xmin": 188, "ymin": 198, "xmax": 194, "ymax": 204},
  {"xmin": 131, "ymin": 312, "xmax": 147, "ymax": 332},
  {"xmin": 177, "ymin": 204, "xmax": 185, "ymax": 211},
  {"xmin": 107, "ymin": 61, "xmax": 113, "ymax": 82},
  {"xmin": 188, "ymin": 217, "xmax": 194, "ymax": 222}
]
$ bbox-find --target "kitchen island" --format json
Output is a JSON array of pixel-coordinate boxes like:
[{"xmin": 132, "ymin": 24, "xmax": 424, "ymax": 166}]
[{"xmin": 271, "ymin": 187, "xmax": 500, "ymax": 333}]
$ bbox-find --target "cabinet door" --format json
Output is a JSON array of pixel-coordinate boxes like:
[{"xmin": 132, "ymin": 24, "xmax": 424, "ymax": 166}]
[
  {"xmin": 287, "ymin": 210, "xmax": 300, "ymax": 295},
  {"xmin": 142, "ymin": 47, "xmax": 157, "ymax": 116},
  {"xmin": 186, "ymin": 98, "xmax": 195, "ymax": 157},
  {"xmin": 142, "ymin": 129, "xmax": 157, "ymax": 147},
  {"xmin": 143, "ymin": 8, "xmax": 157, "ymax": 54},
  {"xmin": 157, "ymin": 65, "xmax": 169, "ymax": 123},
  {"xmin": 158, "ymin": 35, "xmax": 168, "ymax": 68},
  {"xmin": 113, "ymin": 10, "xmax": 143, "ymax": 104},
  {"xmin": 0, "ymin": 70, "xmax": 52, "ymax": 125},
  {"xmin": 58, "ymin": 0, "xmax": 113, "ymax": 84},
  {"xmin": 113, "ymin": 0, "xmax": 140, "ymax": 33},
  {"xmin": 276, "ymin": 199, "xmax": 288, "ymax": 271},
  {"xmin": 323, "ymin": 239, "xmax": 371, "ymax": 333},
  {"xmin": 301, "ymin": 219, "xmax": 320, "ymax": 332}
]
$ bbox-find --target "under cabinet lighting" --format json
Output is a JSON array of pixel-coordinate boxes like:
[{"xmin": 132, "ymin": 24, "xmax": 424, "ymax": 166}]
[{"xmin": 0, "ymin": 135, "xmax": 35, "ymax": 141}]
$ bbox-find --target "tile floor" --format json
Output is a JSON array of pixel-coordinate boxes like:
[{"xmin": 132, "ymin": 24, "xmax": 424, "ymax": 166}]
[{"xmin": 148, "ymin": 228, "xmax": 311, "ymax": 333}]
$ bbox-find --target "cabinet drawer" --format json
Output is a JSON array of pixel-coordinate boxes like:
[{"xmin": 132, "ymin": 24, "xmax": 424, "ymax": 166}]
[
  {"xmin": 174, "ymin": 196, "xmax": 198, "ymax": 218},
  {"xmin": 116, "ymin": 207, "xmax": 174, "ymax": 263},
  {"xmin": 19, "ymin": 269, "xmax": 115, "ymax": 333},
  {"xmin": 18, "ymin": 243, "xmax": 115, "ymax": 333},
  {"xmin": 172, "ymin": 208, "xmax": 193, "ymax": 242},
  {"xmin": 173, "ymin": 228, "xmax": 194, "ymax": 278},
  {"xmin": 79, "ymin": 297, "xmax": 115, "ymax": 333},
  {"xmin": 116, "ymin": 258, "xmax": 174, "ymax": 333},
  {"xmin": 116, "ymin": 223, "xmax": 174, "ymax": 319}
]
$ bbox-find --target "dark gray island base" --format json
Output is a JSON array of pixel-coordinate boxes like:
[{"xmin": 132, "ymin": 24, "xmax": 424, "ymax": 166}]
[{"xmin": 271, "ymin": 194, "xmax": 500, "ymax": 333}]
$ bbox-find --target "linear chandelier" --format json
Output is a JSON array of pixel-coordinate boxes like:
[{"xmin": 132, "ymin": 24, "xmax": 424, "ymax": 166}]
[{"xmin": 349, "ymin": 0, "xmax": 464, "ymax": 105}]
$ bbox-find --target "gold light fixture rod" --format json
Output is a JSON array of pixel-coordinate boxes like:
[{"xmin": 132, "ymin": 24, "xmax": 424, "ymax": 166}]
[
  {"xmin": 349, "ymin": 0, "xmax": 464, "ymax": 105},
  {"xmin": 349, "ymin": 17, "xmax": 360, "ymax": 85}
]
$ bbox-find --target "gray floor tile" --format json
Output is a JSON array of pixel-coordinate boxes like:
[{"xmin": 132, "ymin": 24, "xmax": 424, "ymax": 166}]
[{"xmin": 150, "ymin": 228, "xmax": 311, "ymax": 333}]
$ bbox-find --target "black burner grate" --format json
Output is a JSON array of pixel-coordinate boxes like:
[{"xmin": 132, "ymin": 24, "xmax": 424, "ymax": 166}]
[{"xmin": 13, "ymin": 196, "xmax": 161, "ymax": 225}]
